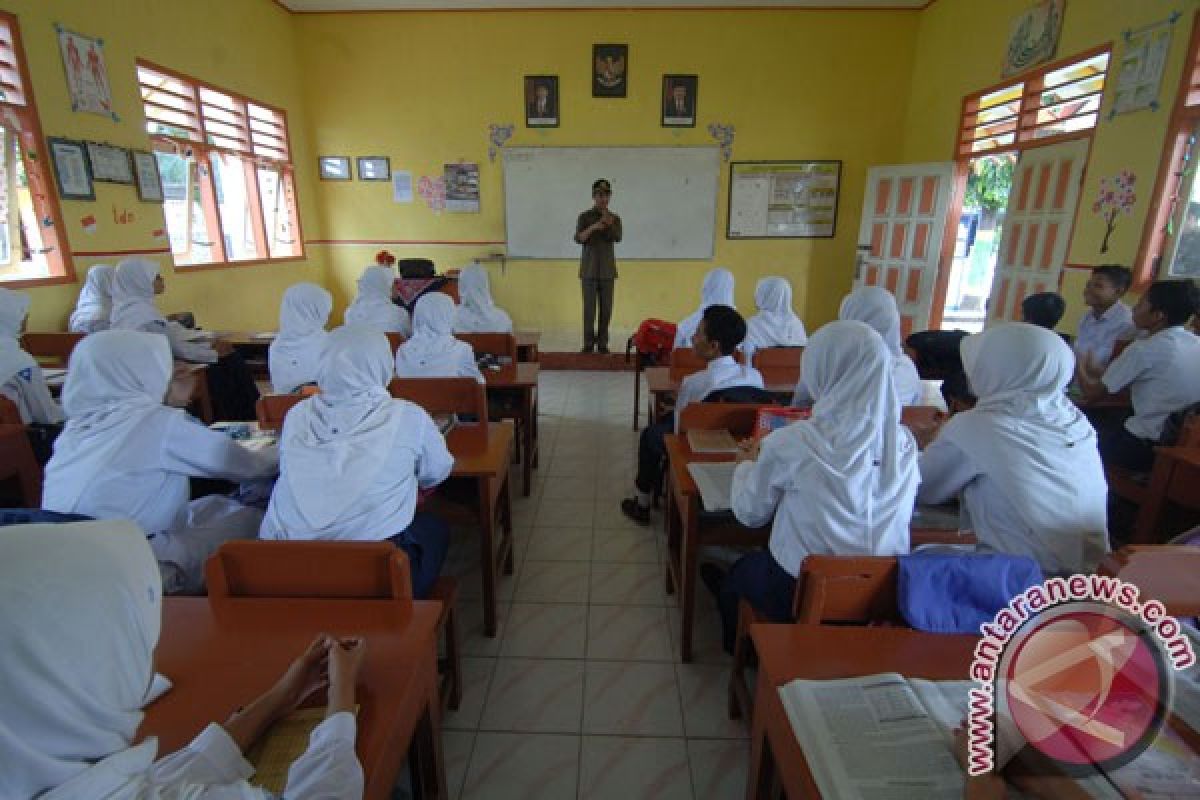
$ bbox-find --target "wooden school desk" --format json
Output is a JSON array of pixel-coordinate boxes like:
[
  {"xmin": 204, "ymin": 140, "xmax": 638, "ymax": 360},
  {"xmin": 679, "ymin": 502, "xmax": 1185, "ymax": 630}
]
[
  {"xmin": 515, "ymin": 330, "xmax": 540, "ymax": 363},
  {"xmin": 445, "ymin": 422, "xmax": 516, "ymax": 637},
  {"xmin": 746, "ymin": 624, "xmax": 979, "ymax": 800},
  {"xmin": 644, "ymin": 367, "xmax": 798, "ymax": 427},
  {"xmin": 663, "ymin": 433, "xmax": 770, "ymax": 662},
  {"xmin": 139, "ymin": 596, "xmax": 448, "ymax": 800},
  {"xmin": 1099, "ymin": 545, "xmax": 1200, "ymax": 617},
  {"xmin": 483, "ymin": 362, "xmax": 539, "ymax": 497}
]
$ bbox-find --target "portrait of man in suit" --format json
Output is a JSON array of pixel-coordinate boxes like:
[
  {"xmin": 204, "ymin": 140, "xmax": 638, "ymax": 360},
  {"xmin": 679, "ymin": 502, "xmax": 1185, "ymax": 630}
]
[
  {"xmin": 662, "ymin": 75, "xmax": 697, "ymax": 127},
  {"xmin": 525, "ymin": 75, "xmax": 559, "ymax": 127}
]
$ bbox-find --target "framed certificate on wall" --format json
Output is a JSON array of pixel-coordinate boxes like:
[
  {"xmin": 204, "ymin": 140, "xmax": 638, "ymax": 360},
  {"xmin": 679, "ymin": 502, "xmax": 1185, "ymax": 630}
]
[{"xmin": 727, "ymin": 160, "xmax": 841, "ymax": 239}]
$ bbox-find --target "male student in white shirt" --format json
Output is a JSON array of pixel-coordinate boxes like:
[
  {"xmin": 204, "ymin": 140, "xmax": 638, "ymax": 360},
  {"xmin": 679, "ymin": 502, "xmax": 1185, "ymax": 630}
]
[
  {"xmin": 1077, "ymin": 279, "xmax": 1200, "ymax": 472},
  {"xmin": 620, "ymin": 304, "xmax": 764, "ymax": 525},
  {"xmin": 1075, "ymin": 264, "xmax": 1137, "ymax": 370}
]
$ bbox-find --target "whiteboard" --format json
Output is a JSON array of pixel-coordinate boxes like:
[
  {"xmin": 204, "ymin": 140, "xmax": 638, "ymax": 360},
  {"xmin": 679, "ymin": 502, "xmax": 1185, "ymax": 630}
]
[{"xmin": 502, "ymin": 146, "xmax": 719, "ymax": 260}]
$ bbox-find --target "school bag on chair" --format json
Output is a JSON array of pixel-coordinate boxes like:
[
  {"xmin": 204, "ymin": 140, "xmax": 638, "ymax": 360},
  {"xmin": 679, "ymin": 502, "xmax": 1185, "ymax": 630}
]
[{"xmin": 627, "ymin": 318, "xmax": 677, "ymax": 367}]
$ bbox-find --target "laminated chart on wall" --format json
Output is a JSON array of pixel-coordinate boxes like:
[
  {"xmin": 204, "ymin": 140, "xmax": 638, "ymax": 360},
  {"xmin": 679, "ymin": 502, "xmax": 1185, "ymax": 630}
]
[{"xmin": 728, "ymin": 161, "xmax": 841, "ymax": 239}]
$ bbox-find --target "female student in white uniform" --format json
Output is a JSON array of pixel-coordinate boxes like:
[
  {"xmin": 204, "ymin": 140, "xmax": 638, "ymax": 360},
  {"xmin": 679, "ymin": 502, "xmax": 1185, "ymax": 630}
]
[
  {"xmin": 344, "ymin": 264, "xmax": 410, "ymax": 336},
  {"xmin": 674, "ymin": 267, "xmax": 735, "ymax": 348},
  {"xmin": 792, "ymin": 286, "xmax": 923, "ymax": 407},
  {"xmin": 743, "ymin": 276, "xmax": 807, "ymax": 359},
  {"xmin": 0, "ymin": 288, "xmax": 63, "ymax": 426},
  {"xmin": 396, "ymin": 292, "xmax": 485, "ymax": 382},
  {"xmin": 705, "ymin": 320, "xmax": 919, "ymax": 652},
  {"xmin": 269, "ymin": 282, "xmax": 332, "ymax": 394},
  {"xmin": 110, "ymin": 258, "xmax": 218, "ymax": 363},
  {"xmin": 918, "ymin": 323, "xmax": 1109, "ymax": 575},
  {"xmin": 67, "ymin": 263, "xmax": 114, "ymax": 334},
  {"xmin": 42, "ymin": 331, "xmax": 278, "ymax": 594},
  {"xmin": 260, "ymin": 325, "xmax": 455, "ymax": 599},
  {"xmin": 455, "ymin": 263, "xmax": 514, "ymax": 333},
  {"xmin": 0, "ymin": 520, "xmax": 366, "ymax": 800}
]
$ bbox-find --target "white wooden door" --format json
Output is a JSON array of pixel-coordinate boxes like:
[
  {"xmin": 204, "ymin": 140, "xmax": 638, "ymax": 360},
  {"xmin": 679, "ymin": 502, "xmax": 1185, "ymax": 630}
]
[
  {"xmin": 855, "ymin": 162, "xmax": 956, "ymax": 338},
  {"xmin": 986, "ymin": 138, "xmax": 1089, "ymax": 325}
]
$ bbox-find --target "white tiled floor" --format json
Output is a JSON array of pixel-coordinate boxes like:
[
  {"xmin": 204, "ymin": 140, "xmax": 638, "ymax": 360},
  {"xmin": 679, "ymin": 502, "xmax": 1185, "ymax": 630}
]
[{"xmin": 438, "ymin": 370, "xmax": 748, "ymax": 800}]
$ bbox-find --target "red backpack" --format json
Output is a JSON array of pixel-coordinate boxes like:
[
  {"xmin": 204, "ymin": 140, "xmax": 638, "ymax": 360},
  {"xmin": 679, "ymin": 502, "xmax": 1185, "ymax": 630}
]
[{"xmin": 630, "ymin": 318, "xmax": 677, "ymax": 365}]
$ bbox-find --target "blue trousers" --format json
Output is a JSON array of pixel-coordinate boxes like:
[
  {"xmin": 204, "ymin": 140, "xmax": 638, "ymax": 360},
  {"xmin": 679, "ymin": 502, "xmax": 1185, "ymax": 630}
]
[
  {"xmin": 388, "ymin": 511, "xmax": 451, "ymax": 600},
  {"xmin": 717, "ymin": 549, "xmax": 796, "ymax": 653}
]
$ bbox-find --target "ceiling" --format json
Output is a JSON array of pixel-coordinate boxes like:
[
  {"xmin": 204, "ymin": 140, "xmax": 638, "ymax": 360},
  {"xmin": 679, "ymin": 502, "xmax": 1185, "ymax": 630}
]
[{"xmin": 278, "ymin": 0, "xmax": 927, "ymax": 11}]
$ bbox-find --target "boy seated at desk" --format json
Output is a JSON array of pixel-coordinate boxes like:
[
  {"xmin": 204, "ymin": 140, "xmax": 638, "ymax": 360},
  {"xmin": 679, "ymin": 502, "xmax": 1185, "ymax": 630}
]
[
  {"xmin": 1076, "ymin": 279, "xmax": 1200, "ymax": 473},
  {"xmin": 620, "ymin": 304, "xmax": 763, "ymax": 526},
  {"xmin": 0, "ymin": 521, "xmax": 366, "ymax": 800},
  {"xmin": 1075, "ymin": 264, "xmax": 1136, "ymax": 370},
  {"xmin": 701, "ymin": 320, "xmax": 919, "ymax": 652}
]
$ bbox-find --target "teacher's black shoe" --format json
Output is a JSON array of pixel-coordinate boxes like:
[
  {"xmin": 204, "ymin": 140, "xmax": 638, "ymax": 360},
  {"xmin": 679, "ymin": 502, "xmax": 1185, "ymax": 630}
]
[
  {"xmin": 580, "ymin": 345, "xmax": 595, "ymax": 354},
  {"xmin": 620, "ymin": 497, "xmax": 651, "ymax": 526},
  {"xmin": 597, "ymin": 345, "xmax": 611, "ymax": 354}
]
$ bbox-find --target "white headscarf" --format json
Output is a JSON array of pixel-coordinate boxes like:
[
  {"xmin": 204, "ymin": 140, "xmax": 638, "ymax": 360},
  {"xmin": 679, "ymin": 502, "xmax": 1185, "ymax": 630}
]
[
  {"xmin": 676, "ymin": 268, "xmax": 735, "ymax": 347},
  {"xmin": 110, "ymin": 259, "xmax": 164, "ymax": 331},
  {"xmin": 279, "ymin": 326, "xmax": 405, "ymax": 529},
  {"xmin": 455, "ymin": 263, "xmax": 512, "ymax": 333},
  {"xmin": 46, "ymin": 331, "xmax": 173, "ymax": 509},
  {"xmin": 269, "ymin": 283, "xmax": 332, "ymax": 393},
  {"xmin": 396, "ymin": 293, "xmax": 472, "ymax": 378},
  {"xmin": 839, "ymin": 286, "xmax": 904, "ymax": 355},
  {"xmin": 0, "ymin": 287, "xmax": 36, "ymax": 387},
  {"xmin": 345, "ymin": 265, "xmax": 407, "ymax": 333},
  {"xmin": 745, "ymin": 277, "xmax": 807, "ymax": 353},
  {"xmin": 938, "ymin": 323, "xmax": 1109, "ymax": 573},
  {"xmin": 0, "ymin": 520, "xmax": 160, "ymax": 799},
  {"xmin": 68, "ymin": 264, "xmax": 115, "ymax": 333}
]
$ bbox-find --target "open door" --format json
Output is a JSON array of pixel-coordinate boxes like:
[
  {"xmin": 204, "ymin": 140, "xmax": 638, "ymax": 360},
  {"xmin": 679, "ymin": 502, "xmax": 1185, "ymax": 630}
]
[
  {"xmin": 855, "ymin": 162, "xmax": 956, "ymax": 337},
  {"xmin": 985, "ymin": 138, "xmax": 1089, "ymax": 325}
]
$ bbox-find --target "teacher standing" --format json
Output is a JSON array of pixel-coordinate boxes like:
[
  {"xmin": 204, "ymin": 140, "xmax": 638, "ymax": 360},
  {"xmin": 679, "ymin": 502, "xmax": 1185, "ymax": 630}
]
[{"xmin": 574, "ymin": 178, "xmax": 622, "ymax": 354}]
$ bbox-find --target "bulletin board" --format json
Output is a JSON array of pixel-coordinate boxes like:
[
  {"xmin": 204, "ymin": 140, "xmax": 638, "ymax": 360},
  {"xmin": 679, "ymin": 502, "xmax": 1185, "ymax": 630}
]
[{"xmin": 727, "ymin": 160, "xmax": 841, "ymax": 239}]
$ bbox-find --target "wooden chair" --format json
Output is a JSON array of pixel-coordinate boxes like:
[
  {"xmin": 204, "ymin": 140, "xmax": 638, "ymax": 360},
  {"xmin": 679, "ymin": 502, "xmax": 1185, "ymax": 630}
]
[
  {"xmin": 256, "ymin": 393, "xmax": 307, "ymax": 432},
  {"xmin": 0, "ymin": 394, "xmax": 21, "ymax": 425},
  {"xmin": 678, "ymin": 402, "xmax": 767, "ymax": 437},
  {"xmin": 457, "ymin": 332, "xmax": 517, "ymax": 364},
  {"xmin": 751, "ymin": 346, "xmax": 803, "ymax": 371},
  {"xmin": 728, "ymin": 555, "xmax": 901, "ymax": 722},
  {"xmin": 206, "ymin": 540, "xmax": 462, "ymax": 710},
  {"xmin": 1108, "ymin": 415, "xmax": 1200, "ymax": 542},
  {"xmin": 1131, "ymin": 416, "xmax": 1200, "ymax": 543},
  {"xmin": 389, "ymin": 377, "xmax": 489, "ymax": 453},
  {"xmin": 0, "ymin": 423, "xmax": 42, "ymax": 507},
  {"xmin": 21, "ymin": 331, "xmax": 85, "ymax": 368},
  {"xmin": 1098, "ymin": 545, "xmax": 1200, "ymax": 617},
  {"xmin": 668, "ymin": 346, "xmax": 744, "ymax": 382},
  {"xmin": 386, "ymin": 332, "xmax": 406, "ymax": 357}
]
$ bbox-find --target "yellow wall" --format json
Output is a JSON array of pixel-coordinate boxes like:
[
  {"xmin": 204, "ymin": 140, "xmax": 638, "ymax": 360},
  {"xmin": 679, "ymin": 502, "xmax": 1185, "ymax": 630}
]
[
  {"xmin": 5, "ymin": 0, "xmax": 326, "ymax": 331},
  {"xmin": 901, "ymin": 0, "xmax": 1199, "ymax": 331},
  {"xmin": 295, "ymin": 10, "xmax": 920, "ymax": 341}
]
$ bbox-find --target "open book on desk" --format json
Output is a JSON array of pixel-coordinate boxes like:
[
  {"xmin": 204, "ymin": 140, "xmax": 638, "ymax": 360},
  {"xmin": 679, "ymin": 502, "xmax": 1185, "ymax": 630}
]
[
  {"xmin": 686, "ymin": 428, "xmax": 739, "ymax": 454},
  {"xmin": 686, "ymin": 461, "xmax": 738, "ymax": 513}
]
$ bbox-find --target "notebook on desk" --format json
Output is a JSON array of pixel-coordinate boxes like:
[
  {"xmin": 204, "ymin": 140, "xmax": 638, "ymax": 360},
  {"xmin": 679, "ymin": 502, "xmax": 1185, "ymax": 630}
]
[
  {"xmin": 686, "ymin": 428, "xmax": 739, "ymax": 454},
  {"xmin": 246, "ymin": 706, "xmax": 359, "ymax": 795},
  {"xmin": 687, "ymin": 461, "xmax": 738, "ymax": 512}
]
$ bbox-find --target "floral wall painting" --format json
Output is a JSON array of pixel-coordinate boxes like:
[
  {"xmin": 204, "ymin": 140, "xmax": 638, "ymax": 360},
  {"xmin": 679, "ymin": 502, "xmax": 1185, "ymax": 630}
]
[
  {"xmin": 56, "ymin": 26, "xmax": 116, "ymax": 120},
  {"xmin": 1002, "ymin": 0, "xmax": 1065, "ymax": 78},
  {"xmin": 488, "ymin": 123, "xmax": 514, "ymax": 163},
  {"xmin": 1093, "ymin": 170, "xmax": 1136, "ymax": 254},
  {"xmin": 417, "ymin": 174, "xmax": 446, "ymax": 213}
]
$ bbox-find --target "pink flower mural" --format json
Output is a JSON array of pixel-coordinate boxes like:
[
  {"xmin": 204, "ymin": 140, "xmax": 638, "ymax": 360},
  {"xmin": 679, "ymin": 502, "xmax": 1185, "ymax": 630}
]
[{"xmin": 1093, "ymin": 170, "xmax": 1136, "ymax": 254}]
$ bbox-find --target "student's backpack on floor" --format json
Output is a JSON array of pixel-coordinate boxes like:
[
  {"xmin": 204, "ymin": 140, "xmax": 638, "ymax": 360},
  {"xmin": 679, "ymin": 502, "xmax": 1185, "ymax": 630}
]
[{"xmin": 629, "ymin": 318, "xmax": 677, "ymax": 366}]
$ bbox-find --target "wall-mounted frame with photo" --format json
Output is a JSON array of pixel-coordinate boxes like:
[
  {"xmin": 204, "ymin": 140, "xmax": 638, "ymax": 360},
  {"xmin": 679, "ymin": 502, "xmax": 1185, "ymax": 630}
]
[
  {"xmin": 318, "ymin": 155, "xmax": 351, "ymax": 181},
  {"xmin": 593, "ymin": 44, "xmax": 628, "ymax": 98},
  {"xmin": 524, "ymin": 75, "xmax": 559, "ymax": 128},
  {"xmin": 85, "ymin": 141, "xmax": 133, "ymax": 184},
  {"xmin": 357, "ymin": 156, "xmax": 391, "ymax": 181},
  {"xmin": 131, "ymin": 150, "xmax": 164, "ymax": 202},
  {"xmin": 662, "ymin": 74, "xmax": 698, "ymax": 128},
  {"xmin": 47, "ymin": 137, "xmax": 95, "ymax": 201}
]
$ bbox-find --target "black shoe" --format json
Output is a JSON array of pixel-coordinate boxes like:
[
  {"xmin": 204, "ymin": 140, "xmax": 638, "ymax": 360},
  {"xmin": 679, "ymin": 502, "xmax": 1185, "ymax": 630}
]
[
  {"xmin": 620, "ymin": 497, "xmax": 651, "ymax": 526},
  {"xmin": 581, "ymin": 345, "xmax": 595, "ymax": 354},
  {"xmin": 597, "ymin": 345, "xmax": 611, "ymax": 354},
  {"xmin": 700, "ymin": 562, "xmax": 727, "ymax": 600}
]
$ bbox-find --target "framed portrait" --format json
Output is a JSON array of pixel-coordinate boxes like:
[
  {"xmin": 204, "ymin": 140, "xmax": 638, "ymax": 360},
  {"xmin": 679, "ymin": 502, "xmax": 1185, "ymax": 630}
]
[
  {"xmin": 593, "ymin": 44, "xmax": 627, "ymax": 98},
  {"xmin": 357, "ymin": 156, "xmax": 391, "ymax": 182},
  {"xmin": 662, "ymin": 74, "xmax": 698, "ymax": 128},
  {"xmin": 318, "ymin": 156, "xmax": 351, "ymax": 181},
  {"xmin": 47, "ymin": 137, "xmax": 95, "ymax": 201},
  {"xmin": 131, "ymin": 150, "xmax": 164, "ymax": 202},
  {"xmin": 85, "ymin": 141, "xmax": 133, "ymax": 184},
  {"xmin": 524, "ymin": 75, "xmax": 559, "ymax": 128}
]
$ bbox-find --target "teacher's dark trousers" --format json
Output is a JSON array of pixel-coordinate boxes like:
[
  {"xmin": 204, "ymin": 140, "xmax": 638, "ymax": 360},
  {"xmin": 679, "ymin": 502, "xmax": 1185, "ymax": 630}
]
[{"xmin": 581, "ymin": 278, "xmax": 614, "ymax": 350}]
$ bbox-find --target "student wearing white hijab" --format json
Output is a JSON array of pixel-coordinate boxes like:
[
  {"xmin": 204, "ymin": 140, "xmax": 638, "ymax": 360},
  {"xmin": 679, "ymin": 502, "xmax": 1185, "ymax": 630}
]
[
  {"xmin": 344, "ymin": 265, "xmax": 410, "ymax": 336},
  {"xmin": 261, "ymin": 326, "xmax": 454, "ymax": 598},
  {"xmin": 918, "ymin": 323, "xmax": 1109, "ymax": 575},
  {"xmin": 43, "ymin": 331, "xmax": 278, "ymax": 594},
  {"xmin": 743, "ymin": 276, "xmax": 807, "ymax": 359},
  {"xmin": 110, "ymin": 258, "xmax": 217, "ymax": 364},
  {"xmin": 0, "ymin": 520, "xmax": 366, "ymax": 800},
  {"xmin": 705, "ymin": 320, "xmax": 919, "ymax": 652},
  {"xmin": 674, "ymin": 267, "xmax": 735, "ymax": 348},
  {"xmin": 0, "ymin": 288, "xmax": 63, "ymax": 427},
  {"xmin": 269, "ymin": 282, "xmax": 332, "ymax": 394},
  {"xmin": 396, "ymin": 293, "xmax": 484, "ymax": 383},
  {"xmin": 68, "ymin": 263, "xmax": 115, "ymax": 333},
  {"xmin": 455, "ymin": 262, "xmax": 514, "ymax": 334},
  {"xmin": 792, "ymin": 286, "xmax": 923, "ymax": 407}
]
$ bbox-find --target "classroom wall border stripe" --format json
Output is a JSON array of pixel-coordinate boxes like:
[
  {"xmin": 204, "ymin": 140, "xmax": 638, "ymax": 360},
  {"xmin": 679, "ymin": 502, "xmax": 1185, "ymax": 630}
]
[
  {"xmin": 73, "ymin": 247, "xmax": 173, "ymax": 257},
  {"xmin": 307, "ymin": 239, "xmax": 507, "ymax": 246}
]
